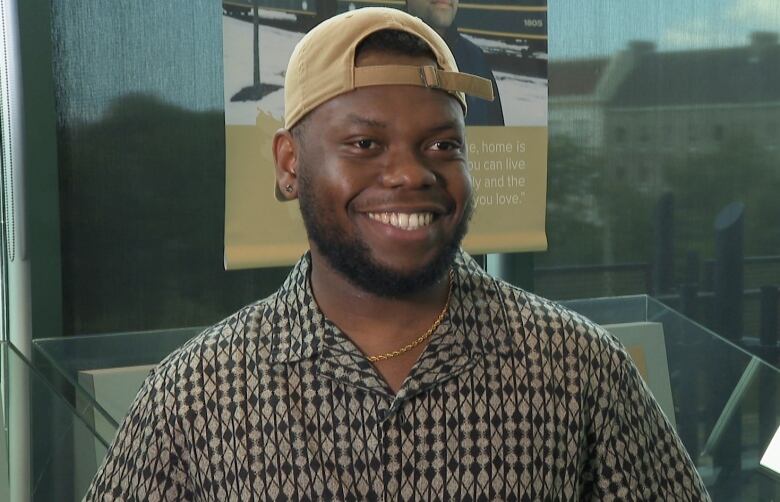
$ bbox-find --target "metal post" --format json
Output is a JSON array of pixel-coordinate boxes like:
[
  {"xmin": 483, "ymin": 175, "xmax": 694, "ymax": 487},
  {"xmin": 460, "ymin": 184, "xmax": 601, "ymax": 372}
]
[
  {"xmin": 677, "ymin": 281, "xmax": 701, "ymax": 461},
  {"xmin": 702, "ymin": 260, "xmax": 715, "ymax": 292},
  {"xmin": 760, "ymin": 285, "xmax": 779, "ymax": 363},
  {"xmin": 652, "ymin": 191, "xmax": 674, "ymax": 294},
  {"xmin": 680, "ymin": 283, "xmax": 698, "ymax": 320},
  {"xmin": 713, "ymin": 202, "xmax": 744, "ymax": 343},
  {"xmin": 495, "ymin": 253, "xmax": 534, "ymax": 291},
  {"xmin": 252, "ymin": 0, "xmax": 260, "ymax": 87},
  {"xmin": 684, "ymin": 250, "xmax": 700, "ymax": 287},
  {"xmin": 1, "ymin": 0, "xmax": 33, "ymax": 499},
  {"xmin": 759, "ymin": 286, "xmax": 779, "ymax": 501},
  {"xmin": 711, "ymin": 202, "xmax": 745, "ymax": 493}
]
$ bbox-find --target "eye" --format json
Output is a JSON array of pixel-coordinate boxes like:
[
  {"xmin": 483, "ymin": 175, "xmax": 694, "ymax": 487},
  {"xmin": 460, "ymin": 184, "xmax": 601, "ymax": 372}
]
[
  {"xmin": 353, "ymin": 138, "xmax": 378, "ymax": 150},
  {"xmin": 429, "ymin": 140, "xmax": 463, "ymax": 152}
]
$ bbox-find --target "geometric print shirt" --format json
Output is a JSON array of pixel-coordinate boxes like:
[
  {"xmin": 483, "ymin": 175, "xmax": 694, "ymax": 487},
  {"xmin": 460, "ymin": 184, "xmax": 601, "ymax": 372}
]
[{"xmin": 86, "ymin": 251, "xmax": 710, "ymax": 501}]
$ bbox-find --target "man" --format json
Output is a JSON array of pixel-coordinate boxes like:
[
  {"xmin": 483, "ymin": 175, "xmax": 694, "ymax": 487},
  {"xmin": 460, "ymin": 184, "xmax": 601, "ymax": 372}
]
[
  {"xmin": 86, "ymin": 8, "xmax": 708, "ymax": 501},
  {"xmin": 406, "ymin": 0, "xmax": 505, "ymax": 126}
]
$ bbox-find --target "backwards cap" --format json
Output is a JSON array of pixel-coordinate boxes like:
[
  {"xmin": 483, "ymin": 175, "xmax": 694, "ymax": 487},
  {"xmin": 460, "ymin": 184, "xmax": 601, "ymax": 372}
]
[
  {"xmin": 283, "ymin": 7, "xmax": 494, "ymax": 130},
  {"xmin": 277, "ymin": 7, "xmax": 494, "ymax": 200}
]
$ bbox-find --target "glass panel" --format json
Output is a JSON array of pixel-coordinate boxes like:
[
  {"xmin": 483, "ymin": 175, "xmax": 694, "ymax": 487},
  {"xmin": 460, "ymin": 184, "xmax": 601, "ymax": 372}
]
[
  {"xmin": 29, "ymin": 295, "xmax": 780, "ymax": 499},
  {"xmin": 545, "ymin": 1, "xmax": 780, "ymax": 363},
  {"xmin": 34, "ymin": 327, "xmax": 202, "ymax": 424},
  {"xmin": 51, "ymin": 0, "xmax": 291, "ymax": 337},
  {"xmin": 1, "ymin": 341, "xmax": 112, "ymax": 502},
  {"xmin": 559, "ymin": 294, "xmax": 649, "ymax": 325},
  {"xmin": 562, "ymin": 295, "xmax": 780, "ymax": 499}
]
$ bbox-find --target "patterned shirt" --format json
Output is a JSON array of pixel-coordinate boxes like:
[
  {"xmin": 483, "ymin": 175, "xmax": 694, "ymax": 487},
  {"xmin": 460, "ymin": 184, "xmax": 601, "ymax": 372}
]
[{"xmin": 86, "ymin": 252, "xmax": 709, "ymax": 501}]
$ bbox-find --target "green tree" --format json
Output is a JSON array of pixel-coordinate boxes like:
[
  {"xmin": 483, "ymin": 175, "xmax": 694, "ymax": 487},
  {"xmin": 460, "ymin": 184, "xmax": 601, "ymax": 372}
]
[{"xmin": 663, "ymin": 133, "xmax": 780, "ymax": 264}]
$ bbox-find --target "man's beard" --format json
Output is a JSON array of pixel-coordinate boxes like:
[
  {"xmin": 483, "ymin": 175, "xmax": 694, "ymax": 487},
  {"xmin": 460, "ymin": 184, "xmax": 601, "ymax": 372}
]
[{"xmin": 298, "ymin": 178, "xmax": 472, "ymax": 298}]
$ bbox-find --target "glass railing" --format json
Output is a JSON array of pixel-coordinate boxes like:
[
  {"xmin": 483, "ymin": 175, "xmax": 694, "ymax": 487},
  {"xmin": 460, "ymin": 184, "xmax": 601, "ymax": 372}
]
[
  {"xmin": 33, "ymin": 326, "xmax": 203, "ymax": 429},
  {"xmin": 26, "ymin": 296, "xmax": 780, "ymax": 500},
  {"xmin": 562, "ymin": 295, "xmax": 780, "ymax": 500},
  {"xmin": 1, "ymin": 341, "xmax": 113, "ymax": 502}
]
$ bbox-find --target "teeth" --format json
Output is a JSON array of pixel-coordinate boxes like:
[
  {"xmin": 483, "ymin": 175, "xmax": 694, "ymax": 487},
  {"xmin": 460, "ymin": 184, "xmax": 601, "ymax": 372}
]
[{"xmin": 367, "ymin": 211, "xmax": 436, "ymax": 231}]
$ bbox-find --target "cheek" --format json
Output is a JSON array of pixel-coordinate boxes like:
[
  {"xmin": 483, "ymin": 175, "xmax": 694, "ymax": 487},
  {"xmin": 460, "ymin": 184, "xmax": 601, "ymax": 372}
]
[
  {"xmin": 317, "ymin": 164, "xmax": 373, "ymax": 209},
  {"xmin": 450, "ymin": 166, "xmax": 473, "ymax": 205}
]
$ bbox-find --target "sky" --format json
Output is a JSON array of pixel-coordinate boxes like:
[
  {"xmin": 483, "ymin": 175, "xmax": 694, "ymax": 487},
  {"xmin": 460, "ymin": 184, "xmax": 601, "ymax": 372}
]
[
  {"xmin": 54, "ymin": 0, "xmax": 779, "ymax": 121},
  {"xmin": 549, "ymin": 0, "xmax": 780, "ymax": 59}
]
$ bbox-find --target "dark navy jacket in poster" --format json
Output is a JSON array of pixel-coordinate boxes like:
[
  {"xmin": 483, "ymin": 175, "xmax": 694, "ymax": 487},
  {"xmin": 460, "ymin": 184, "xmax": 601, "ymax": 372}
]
[{"xmin": 443, "ymin": 24, "xmax": 505, "ymax": 126}]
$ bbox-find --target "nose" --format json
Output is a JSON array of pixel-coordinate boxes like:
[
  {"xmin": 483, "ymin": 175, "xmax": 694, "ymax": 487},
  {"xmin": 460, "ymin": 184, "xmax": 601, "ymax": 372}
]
[{"xmin": 380, "ymin": 147, "xmax": 437, "ymax": 189}]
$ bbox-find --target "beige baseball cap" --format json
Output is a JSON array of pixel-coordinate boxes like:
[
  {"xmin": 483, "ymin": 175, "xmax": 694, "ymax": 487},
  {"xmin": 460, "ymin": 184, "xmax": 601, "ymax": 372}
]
[{"xmin": 275, "ymin": 6, "xmax": 494, "ymax": 200}]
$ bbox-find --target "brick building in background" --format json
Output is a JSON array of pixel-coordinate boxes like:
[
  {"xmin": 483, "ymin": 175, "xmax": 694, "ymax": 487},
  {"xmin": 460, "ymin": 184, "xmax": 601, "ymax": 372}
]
[{"xmin": 550, "ymin": 32, "xmax": 780, "ymax": 192}]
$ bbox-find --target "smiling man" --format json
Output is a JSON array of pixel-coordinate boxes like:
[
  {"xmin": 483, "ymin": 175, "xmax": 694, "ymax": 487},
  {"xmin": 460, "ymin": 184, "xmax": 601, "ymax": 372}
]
[{"xmin": 86, "ymin": 8, "xmax": 708, "ymax": 501}]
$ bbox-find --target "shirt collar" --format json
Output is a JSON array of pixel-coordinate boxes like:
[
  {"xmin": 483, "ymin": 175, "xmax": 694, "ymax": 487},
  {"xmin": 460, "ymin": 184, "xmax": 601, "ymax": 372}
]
[{"xmin": 267, "ymin": 250, "xmax": 495, "ymax": 396}]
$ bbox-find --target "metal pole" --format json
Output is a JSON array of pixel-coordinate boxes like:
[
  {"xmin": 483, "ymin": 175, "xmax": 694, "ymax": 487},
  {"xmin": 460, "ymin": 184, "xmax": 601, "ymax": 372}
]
[
  {"xmin": 711, "ymin": 202, "xmax": 745, "ymax": 493},
  {"xmin": 494, "ymin": 253, "xmax": 534, "ymax": 291},
  {"xmin": 252, "ymin": 0, "xmax": 260, "ymax": 87},
  {"xmin": 1, "ymin": 0, "xmax": 33, "ymax": 499},
  {"xmin": 684, "ymin": 250, "xmax": 700, "ymax": 287},
  {"xmin": 676, "ymin": 280, "xmax": 701, "ymax": 460},
  {"xmin": 652, "ymin": 191, "xmax": 674, "ymax": 294},
  {"xmin": 759, "ymin": 286, "xmax": 779, "ymax": 501},
  {"xmin": 713, "ymin": 202, "xmax": 744, "ymax": 343},
  {"xmin": 679, "ymin": 283, "xmax": 698, "ymax": 320},
  {"xmin": 760, "ymin": 285, "xmax": 779, "ymax": 363}
]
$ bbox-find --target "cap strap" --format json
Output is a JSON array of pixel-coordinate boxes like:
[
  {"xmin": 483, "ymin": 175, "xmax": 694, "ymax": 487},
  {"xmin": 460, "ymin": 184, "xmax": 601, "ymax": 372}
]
[{"xmin": 354, "ymin": 65, "xmax": 494, "ymax": 101}]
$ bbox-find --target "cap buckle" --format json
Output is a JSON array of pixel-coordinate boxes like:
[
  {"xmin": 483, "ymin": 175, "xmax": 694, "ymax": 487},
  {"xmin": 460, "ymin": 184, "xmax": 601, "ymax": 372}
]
[{"xmin": 419, "ymin": 66, "xmax": 441, "ymax": 89}]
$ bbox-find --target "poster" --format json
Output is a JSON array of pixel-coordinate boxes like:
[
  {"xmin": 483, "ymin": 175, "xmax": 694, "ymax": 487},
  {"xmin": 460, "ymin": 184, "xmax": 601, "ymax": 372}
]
[{"xmin": 222, "ymin": 0, "xmax": 548, "ymax": 268}]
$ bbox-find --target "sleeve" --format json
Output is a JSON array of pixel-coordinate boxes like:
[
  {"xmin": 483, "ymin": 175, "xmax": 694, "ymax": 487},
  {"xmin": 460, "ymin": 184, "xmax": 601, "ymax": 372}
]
[
  {"xmin": 83, "ymin": 365, "xmax": 192, "ymax": 502},
  {"xmin": 580, "ymin": 345, "xmax": 711, "ymax": 501}
]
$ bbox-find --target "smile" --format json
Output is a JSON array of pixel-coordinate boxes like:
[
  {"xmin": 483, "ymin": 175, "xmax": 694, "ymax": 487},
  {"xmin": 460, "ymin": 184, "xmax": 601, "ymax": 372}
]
[{"xmin": 366, "ymin": 211, "xmax": 435, "ymax": 231}]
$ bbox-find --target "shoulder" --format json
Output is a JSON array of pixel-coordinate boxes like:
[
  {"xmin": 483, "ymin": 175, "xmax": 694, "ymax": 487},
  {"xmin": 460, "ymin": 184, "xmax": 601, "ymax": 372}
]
[
  {"xmin": 452, "ymin": 33, "xmax": 492, "ymax": 70},
  {"xmin": 454, "ymin": 253, "xmax": 629, "ymax": 375},
  {"xmin": 509, "ymin": 281, "xmax": 621, "ymax": 348},
  {"xmin": 150, "ymin": 292, "xmax": 282, "ymax": 387},
  {"xmin": 506, "ymin": 280, "xmax": 626, "ymax": 362},
  {"xmin": 454, "ymin": 32, "xmax": 488, "ymax": 58},
  {"xmin": 489, "ymin": 279, "xmax": 640, "ymax": 409}
]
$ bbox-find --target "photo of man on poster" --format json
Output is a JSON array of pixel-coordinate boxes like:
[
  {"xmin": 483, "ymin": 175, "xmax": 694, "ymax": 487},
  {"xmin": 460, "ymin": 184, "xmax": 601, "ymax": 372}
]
[{"xmin": 406, "ymin": 0, "xmax": 505, "ymax": 126}]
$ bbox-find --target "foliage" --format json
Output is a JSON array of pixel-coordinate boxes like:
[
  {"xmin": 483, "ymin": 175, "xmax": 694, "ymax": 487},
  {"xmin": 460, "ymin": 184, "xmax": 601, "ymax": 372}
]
[
  {"xmin": 542, "ymin": 136, "xmax": 653, "ymax": 267},
  {"xmin": 58, "ymin": 95, "xmax": 290, "ymax": 335},
  {"xmin": 663, "ymin": 133, "xmax": 780, "ymax": 262}
]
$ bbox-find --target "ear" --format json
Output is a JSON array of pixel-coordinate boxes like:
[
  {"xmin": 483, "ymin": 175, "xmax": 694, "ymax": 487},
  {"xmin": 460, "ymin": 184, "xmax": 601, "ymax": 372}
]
[{"xmin": 272, "ymin": 128, "xmax": 300, "ymax": 200}]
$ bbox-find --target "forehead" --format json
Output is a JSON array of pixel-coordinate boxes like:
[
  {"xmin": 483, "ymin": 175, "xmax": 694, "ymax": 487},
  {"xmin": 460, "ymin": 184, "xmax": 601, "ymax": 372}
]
[{"xmin": 310, "ymin": 90, "xmax": 464, "ymax": 136}]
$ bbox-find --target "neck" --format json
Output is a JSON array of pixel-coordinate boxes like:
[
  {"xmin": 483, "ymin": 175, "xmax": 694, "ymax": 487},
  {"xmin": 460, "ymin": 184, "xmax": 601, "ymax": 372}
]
[{"xmin": 308, "ymin": 253, "xmax": 451, "ymax": 357}]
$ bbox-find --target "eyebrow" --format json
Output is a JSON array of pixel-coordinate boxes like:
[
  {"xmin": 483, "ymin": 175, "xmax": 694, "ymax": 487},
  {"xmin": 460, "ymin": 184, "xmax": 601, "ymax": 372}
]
[
  {"xmin": 344, "ymin": 115, "xmax": 462, "ymax": 135},
  {"xmin": 426, "ymin": 120, "xmax": 462, "ymax": 134},
  {"xmin": 345, "ymin": 114, "xmax": 387, "ymax": 128}
]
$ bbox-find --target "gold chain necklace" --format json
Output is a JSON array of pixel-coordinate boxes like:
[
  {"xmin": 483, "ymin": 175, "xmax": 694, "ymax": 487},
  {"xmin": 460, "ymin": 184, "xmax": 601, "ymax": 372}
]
[{"xmin": 367, "ymin": 269, "xmax": 454, "ymax": 363}]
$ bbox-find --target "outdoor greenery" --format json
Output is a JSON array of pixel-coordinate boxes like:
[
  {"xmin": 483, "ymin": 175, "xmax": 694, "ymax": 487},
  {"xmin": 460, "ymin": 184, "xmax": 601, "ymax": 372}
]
[
  {"xmin": 542, "ymin": 132, "xmax": 780, "ymax": 290},
  {"xmin": 58, "ymin": 95, "xmax": 290, "ymax": 335}
]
